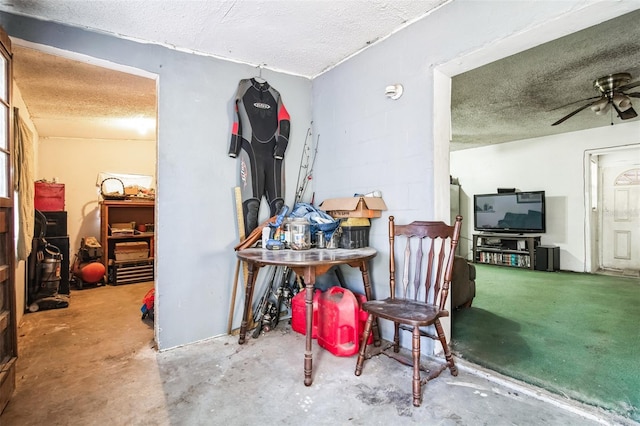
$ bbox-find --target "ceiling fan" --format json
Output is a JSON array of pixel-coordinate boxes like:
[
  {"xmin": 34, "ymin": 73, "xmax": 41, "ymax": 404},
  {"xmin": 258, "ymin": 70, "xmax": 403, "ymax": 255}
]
[{"xmin": 551, "ymin": 73, "xmax": 640, "ymax": 126}]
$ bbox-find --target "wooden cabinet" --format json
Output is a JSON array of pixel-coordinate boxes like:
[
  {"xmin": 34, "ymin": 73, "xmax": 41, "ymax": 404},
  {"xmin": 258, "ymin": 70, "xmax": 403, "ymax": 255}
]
[
  {"xmin": 99, "ymin": 200, "xmax": 155, "ymax": 284},
  {"xmin": 472, "ymin": 233, "xmax": 540, "ymax": 270}
]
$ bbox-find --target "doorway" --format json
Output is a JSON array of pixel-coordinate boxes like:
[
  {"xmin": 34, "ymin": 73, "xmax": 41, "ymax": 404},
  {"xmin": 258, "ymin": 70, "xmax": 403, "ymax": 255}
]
[
  {"xmin": 11, "ymin": 41, "xmax": 158, "ymax": 332},
  {"xmin": 435, "ymin": 6, "xmax": 640, "ymax": 422},
  {"xmin": 589, "ymin": 146, "xmax": 640, "ymax": 276}
]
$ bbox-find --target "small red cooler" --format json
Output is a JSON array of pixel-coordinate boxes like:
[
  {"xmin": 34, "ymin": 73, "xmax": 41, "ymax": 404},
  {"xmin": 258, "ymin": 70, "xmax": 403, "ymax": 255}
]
[
  {"xmin": 291, "ymin": 289, "xmax": 321, "ymax": 338},
  {"xmin": 318, "ymin": 286, "xmax": 361, "ymax": 357},
  {"xmin": 34, "ymin": 182, "xmax": 65, "ymax": 211}
]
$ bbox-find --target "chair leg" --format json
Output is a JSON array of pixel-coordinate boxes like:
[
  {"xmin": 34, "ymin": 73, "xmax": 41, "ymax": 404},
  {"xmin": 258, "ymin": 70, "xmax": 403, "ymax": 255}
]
[
  {"xmin": 355, "ymin": 314, "xmax": 374, "ymax": 376},
  {"xmin": 393, "ymin": 322, "xmax": 400, "ymax": 353},
  {"xmin": 434, "ymin": 319, "xmax": 458, "ymax": 376},
  {"xmin": 412, "ymin": 326, "xmax": 422, "ymax": 407}
]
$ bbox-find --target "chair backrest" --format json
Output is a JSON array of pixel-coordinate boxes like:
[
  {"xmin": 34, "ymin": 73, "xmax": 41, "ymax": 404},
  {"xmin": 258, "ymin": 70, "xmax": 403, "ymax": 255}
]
[{"xmin": 388, "ymin": 215, "xmax": 462, "ymax": 310}]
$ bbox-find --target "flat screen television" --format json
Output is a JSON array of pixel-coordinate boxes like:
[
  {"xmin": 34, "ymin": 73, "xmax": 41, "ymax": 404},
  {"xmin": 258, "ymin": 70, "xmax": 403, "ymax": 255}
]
[{"xmin": 474, "ymin": 191, "xmax": 546, "ymax": 233}]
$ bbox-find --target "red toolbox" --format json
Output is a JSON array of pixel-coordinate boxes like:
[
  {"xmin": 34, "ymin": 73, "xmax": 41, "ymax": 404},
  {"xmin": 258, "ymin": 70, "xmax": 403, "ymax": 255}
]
[{"xmin": 34, "ymin": 182, "xmax": 65, "ymax": 211}]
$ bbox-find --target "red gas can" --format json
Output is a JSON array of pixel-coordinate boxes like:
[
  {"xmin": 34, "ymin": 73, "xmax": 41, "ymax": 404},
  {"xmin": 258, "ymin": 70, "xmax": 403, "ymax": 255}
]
[
  {"xmin": 291, "ymin": 289, "xmax": 321, "ymax": 338},
  {"xmin": 318, "ymin": 286, "xmax": 360, "ymax": 357}
]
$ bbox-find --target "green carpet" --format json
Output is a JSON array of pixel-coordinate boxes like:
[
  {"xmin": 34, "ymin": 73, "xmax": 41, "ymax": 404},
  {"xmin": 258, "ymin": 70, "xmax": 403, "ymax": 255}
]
[{"xmin": 451, "ymin": 264, "xmax": 640, "ymax": 421}]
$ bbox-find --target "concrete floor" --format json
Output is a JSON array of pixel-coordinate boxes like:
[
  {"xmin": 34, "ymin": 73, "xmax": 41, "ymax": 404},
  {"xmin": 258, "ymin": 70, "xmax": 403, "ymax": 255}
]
[{"xmin": 0, "ymin": 282, "xmax": 632, "ymax": 425}]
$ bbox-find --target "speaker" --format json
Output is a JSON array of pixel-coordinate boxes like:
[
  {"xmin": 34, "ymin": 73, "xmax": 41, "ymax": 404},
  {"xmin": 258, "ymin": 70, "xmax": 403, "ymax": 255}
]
[
  {"xmin": 535, "ymin": 245, "xmax": 560, "ymax": 272},
  {"xmin": 40, "ymin": 210, "xmax": 68, "ymax": 237}
]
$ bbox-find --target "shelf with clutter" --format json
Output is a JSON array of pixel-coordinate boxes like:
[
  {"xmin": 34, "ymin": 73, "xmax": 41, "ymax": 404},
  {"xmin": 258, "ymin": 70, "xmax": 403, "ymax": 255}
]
[{"xmin": 99, "ymin": 199, "xmax": 155, "ymax": 285}]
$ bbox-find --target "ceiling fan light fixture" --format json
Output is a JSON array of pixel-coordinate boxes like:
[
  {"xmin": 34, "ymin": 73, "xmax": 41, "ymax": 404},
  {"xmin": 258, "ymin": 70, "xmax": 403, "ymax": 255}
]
[
  {"xmin": 590, "ymin": 98, "xmax": 610, "ymax": 114},
  {"xmin": 593, "ymin": 73, "xmax": 631, "ymax": 93},
  {"xmin": 612, "ymin": 93, "xmax": 632, "ymax": 112},
  {"xmin": 552, "ymin": 72, "xmax": 638, "ymax": 126},
  {"xmin": 595, "ymin": 104, "xmax": 611, "ymax": 116}
]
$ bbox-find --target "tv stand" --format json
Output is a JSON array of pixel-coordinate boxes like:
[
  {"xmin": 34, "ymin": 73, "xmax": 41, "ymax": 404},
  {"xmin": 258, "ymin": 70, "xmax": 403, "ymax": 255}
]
[{"xmin": 472, "ymin": 233, "xmax": 540, "ymax": 270}]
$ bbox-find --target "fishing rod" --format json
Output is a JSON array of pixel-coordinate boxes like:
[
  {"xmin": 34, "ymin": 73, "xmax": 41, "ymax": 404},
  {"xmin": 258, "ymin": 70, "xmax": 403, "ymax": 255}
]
[
  {"xmin": 252, "ymin": 124, "xmax": 322, "ymax": 337},
  {"xmin": 294, "ymin": 127, "xmax": 319, "ymax": 205}
]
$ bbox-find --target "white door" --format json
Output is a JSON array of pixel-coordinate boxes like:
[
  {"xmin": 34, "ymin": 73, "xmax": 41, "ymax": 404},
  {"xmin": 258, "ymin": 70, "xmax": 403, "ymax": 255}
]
[{"xmin": 599, "ymin": 149, "xmax": 640, "ymax": 273}]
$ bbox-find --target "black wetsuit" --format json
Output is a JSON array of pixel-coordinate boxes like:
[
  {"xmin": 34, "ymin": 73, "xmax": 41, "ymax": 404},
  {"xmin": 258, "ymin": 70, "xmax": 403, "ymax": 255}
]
[{"xmin": 229, "ymin": 78, "xmax": 291, "ymax": 235}]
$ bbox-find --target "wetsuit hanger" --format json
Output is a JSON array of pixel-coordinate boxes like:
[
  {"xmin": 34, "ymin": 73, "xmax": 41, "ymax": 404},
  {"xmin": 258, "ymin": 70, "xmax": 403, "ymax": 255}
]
[{"xmin": 254, "ymin": 64, "xmax": 267, "ymax": 84}]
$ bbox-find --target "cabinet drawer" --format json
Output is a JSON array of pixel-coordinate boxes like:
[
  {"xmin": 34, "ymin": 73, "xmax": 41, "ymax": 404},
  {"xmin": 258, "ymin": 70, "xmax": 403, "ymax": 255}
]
[{"xmin": 111, "ymin": 260, "xmax": 154, "ymax": 285}]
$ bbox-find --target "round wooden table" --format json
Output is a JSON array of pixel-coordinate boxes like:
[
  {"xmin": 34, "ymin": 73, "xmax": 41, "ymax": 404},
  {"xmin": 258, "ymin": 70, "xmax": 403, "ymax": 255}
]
[{"xmin": 236, "ymin": 247, "xmax": 378, "ymax": 386}]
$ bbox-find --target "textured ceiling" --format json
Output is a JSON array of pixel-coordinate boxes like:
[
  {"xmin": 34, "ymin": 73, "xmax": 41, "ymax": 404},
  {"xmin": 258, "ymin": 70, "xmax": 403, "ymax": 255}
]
[
  {"xmin": 3, "ymin": 0, "xmax": 447, "ymax": 78},
  {"xmin": 13, "ymin": 45, "xmax": 157, "ymax": 141},
  {"xmin": 2, "ymin": 1, "xmax": 640, "ymax": 148},
  {"xmin": 450, "ymin": 7, "xmax": 640, "ymax": 151},
  {"xmin": 3, "ymin": 0, "xmax": 447, "ymax": 141}
]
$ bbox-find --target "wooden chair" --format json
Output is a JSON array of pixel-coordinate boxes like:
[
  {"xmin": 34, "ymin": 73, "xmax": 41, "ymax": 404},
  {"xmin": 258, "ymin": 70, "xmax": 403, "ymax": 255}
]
[{"xmin": 355, "ymin": 215, "xmax": 463, "ymax": 407}]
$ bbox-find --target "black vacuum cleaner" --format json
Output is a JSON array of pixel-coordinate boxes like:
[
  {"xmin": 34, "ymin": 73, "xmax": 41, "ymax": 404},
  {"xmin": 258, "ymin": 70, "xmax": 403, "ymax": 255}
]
[{"xmin": 27, "ymin": 210, "xmax": 69, "ymax": 312}]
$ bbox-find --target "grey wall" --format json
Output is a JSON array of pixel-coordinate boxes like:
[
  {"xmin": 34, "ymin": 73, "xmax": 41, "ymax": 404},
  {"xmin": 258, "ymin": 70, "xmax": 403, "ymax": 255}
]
[{"xmin": 1, "ymin": 12, "xmax": 312, "ymax": 350}]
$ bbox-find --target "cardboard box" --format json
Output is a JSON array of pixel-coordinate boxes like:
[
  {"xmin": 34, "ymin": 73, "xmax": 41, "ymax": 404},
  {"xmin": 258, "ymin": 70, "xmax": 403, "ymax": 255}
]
[
  {"xmin": 115, "ymin": 241, "xmax": 148, "ymax": 252},
  {"xmin": 320, "ymin": 196, "xmax": 387, "ymax": 219},
  {"xmin": 114, "ymin": 241, "xmax": 149, "ymax": 261},
  {"xmin": 111, "ymin": 222, "xmax": 135, "ymax": 236},
  {"xmin": 112, "ymin": 222, "xmax": 134, "ymax": 230},
  {"xmin": 115, "ymin": 250, "xmax": 149, "ymax": 261}
]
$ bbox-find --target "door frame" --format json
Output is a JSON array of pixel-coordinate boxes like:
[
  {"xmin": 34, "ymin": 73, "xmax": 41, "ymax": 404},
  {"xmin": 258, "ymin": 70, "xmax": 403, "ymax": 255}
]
[
  {"xmin": 0, "ymin": 24, "xmax": 16, "ymax": 415},
  {"xmin": 10, "ymin": 38, "xmax": 159, "ymax": 326},
  {"xmin": 583, "ymin": 144, "xmax": 640, "ymax": 274}
]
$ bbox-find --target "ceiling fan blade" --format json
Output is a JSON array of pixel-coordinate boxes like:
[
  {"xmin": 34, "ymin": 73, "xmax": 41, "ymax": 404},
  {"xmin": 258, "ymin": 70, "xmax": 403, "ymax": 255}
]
[
  {"xmin": 551, "ymin": 101, "xmax": 599, "ymax": 126},
  {"xmin": 612, "ymin": 102, "xmax": 638, "ymax": 120},
  {"xmin": 550, "ymin": 96, "xmax": 600, "ymax": 111},
  {"xmin": 625, "ymin": 92, "xmax": 640, "ymax": 98},
  {"xmin": 618, "ymin": 81, "xmax": 640, "ymax": 92},
  {"xmin": 624, "ymin": 106, "xmax": 638, "ymax": 119}
]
